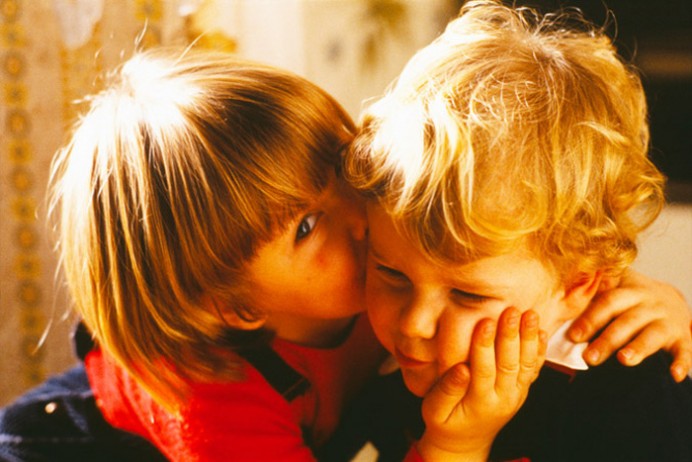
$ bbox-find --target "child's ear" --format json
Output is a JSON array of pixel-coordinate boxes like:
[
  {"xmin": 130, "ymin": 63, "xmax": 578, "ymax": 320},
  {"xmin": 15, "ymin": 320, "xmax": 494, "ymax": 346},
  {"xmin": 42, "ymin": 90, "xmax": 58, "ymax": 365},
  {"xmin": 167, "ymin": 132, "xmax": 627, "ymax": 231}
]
[
  {"xmin": 221, "ymin": 310, "xmax": 267, "ymax": 331},
  {"xmin": 563, "ymin": 271, "xmax": 604, "ymax": 315},
  {"xmin": 203, "ymin": 296, "xmax": 267, "ymax": 331}
]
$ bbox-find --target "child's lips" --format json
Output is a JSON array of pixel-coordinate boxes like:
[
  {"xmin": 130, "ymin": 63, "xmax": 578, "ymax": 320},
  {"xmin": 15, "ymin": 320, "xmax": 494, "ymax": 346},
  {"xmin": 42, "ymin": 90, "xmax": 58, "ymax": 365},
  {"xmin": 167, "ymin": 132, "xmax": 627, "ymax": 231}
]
[{"xmin": 395, "ymin": 348, "xmax": 432, "ymax": 368}]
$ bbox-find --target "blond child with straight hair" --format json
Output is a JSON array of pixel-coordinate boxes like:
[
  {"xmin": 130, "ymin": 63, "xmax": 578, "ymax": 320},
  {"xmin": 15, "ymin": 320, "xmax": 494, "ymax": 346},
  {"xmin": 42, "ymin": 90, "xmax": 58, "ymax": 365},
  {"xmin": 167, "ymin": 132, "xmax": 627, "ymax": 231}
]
[
  {"xmin": 343, "ymin": 1, "xmax": 692, "ymax": 460},
  {"xmin": 16, "ymin": 48, "xmax": 385, "ymax": 461},
  {"xmin": 1, "ymin": 42, "xmax": 690, "ymax": 462}
]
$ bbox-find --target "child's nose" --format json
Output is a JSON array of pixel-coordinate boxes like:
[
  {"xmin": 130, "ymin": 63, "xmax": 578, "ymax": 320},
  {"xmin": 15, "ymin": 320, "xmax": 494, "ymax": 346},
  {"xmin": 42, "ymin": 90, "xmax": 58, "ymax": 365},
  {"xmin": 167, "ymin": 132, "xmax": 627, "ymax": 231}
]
[{"xmin": 398, "ymin": 293, "xmax": 439, "ymax": 340}]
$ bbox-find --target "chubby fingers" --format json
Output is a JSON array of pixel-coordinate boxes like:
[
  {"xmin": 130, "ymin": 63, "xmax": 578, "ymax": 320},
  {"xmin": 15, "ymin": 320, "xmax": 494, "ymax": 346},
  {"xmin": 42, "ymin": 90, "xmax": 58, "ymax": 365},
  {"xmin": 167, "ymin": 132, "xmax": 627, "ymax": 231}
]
[
  {"xmin": 422, "ymin": 363, "xmax": 471, "ymax": 424},
  {"xmin": 580, "ymin": 307, "xmax": 648, "ymax": 366},
  {"xmin": 669, "ymin": 321, "xmax": 692, "ymax": 382},
  {"xmin": 669, "ymin": 326, "xmax": 692, "ymax": 383},
  {"xmin": 470, "ymin": 308, "xmax": 545, "ymax": 399},
  {"xmin": 468, "ymin": 317, "xmax": 499, "ymax": 397},
  {"xmin": 494, "ymin": 308, "xmax": 545, "ymax": 393},
  {"xmin": 494, "ymin": 308, "xmax": 521, "ymax": 393},
  {"xmin": 517, "ymin": 310, "xmax": 545, "ymax": 387},
  {"xmin": 567, "ymin": 288, "xmax": 632, "ymax": 344},
  {"xmin": 614, "ymin": 320, "xmax": 670, "ymax": 367}
]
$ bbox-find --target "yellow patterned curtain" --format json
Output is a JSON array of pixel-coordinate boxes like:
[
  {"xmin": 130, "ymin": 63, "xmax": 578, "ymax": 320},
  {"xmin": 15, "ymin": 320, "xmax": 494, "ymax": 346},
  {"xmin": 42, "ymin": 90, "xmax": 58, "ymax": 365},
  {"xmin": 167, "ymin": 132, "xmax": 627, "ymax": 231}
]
[{"xmin": 0, "ymin": 0, "xmax": 239, "ymax": 406}]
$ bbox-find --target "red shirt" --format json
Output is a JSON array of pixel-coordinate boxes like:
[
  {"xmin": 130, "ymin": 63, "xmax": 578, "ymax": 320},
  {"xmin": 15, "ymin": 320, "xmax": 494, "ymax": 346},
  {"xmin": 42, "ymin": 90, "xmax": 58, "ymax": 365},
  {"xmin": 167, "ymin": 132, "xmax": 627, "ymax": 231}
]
[{"xmin": 86, "ymin": 314, "xmax": 386, "ymax": 462}]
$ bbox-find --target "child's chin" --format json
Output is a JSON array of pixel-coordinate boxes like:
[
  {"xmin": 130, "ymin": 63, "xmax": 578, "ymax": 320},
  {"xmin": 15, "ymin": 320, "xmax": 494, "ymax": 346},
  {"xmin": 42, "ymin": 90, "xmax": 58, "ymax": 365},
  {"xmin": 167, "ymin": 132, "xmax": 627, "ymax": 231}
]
[{"xmin": 402, "ymin": 371, "xmax": 435, "ymax": 397}]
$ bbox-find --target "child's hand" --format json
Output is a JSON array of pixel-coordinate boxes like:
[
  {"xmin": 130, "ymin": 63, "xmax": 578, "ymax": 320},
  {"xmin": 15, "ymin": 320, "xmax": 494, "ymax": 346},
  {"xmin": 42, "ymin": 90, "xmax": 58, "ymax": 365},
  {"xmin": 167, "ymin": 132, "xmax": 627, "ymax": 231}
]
[
  {"xmin": 568, "ymin": 269, "xmax": 692, "ymax": 382},
  {"xmin": 417, "ymin": 308, "xmax": 546, "ymax": 462}
]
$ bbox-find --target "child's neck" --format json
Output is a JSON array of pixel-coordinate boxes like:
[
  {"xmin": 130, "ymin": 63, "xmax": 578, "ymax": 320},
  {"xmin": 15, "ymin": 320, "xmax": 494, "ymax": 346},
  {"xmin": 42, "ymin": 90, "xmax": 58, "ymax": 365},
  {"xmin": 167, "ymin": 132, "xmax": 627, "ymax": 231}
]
[{"xmin": 264, "ymin": 313, "xmax": 356, "ymax": 348}]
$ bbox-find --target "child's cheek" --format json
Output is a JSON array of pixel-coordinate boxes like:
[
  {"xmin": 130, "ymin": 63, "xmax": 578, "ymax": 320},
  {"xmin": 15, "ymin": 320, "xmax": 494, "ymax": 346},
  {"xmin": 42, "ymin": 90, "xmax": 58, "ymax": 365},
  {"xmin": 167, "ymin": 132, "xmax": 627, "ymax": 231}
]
[
  {"xmin": 437, "ymin": 312, "xmax": 476, "ymax": 368},
  {"xmin": 315, "ymin": 252, "xmax": 330, "ymax": 270}
]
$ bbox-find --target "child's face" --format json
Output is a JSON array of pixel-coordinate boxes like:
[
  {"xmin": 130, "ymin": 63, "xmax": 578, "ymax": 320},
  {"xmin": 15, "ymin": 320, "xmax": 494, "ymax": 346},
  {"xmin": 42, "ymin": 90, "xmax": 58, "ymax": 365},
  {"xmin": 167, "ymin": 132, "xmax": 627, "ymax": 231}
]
[
  {"xmin": 246, "ymin": 174, "xmax": 368, "ymax": 326},
  {"xmin": 366, "ymin": 203, "xmax": 574, "ymax": 397}
]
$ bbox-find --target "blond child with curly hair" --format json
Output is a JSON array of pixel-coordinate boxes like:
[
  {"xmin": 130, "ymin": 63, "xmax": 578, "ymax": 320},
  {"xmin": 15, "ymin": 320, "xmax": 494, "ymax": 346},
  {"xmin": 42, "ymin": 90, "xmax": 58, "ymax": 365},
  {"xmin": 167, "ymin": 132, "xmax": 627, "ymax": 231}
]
[{"xmin": 343, "ymin": 1, "xmax": 692, "ymax": 460}]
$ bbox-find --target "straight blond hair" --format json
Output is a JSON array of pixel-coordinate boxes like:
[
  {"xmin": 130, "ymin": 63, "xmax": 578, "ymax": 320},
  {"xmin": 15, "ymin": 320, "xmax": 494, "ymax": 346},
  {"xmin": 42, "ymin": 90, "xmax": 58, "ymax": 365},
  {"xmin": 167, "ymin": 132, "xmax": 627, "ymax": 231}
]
[{"xmin": 49, "ymin": 47, "xmax": 355, "ymax": 410}]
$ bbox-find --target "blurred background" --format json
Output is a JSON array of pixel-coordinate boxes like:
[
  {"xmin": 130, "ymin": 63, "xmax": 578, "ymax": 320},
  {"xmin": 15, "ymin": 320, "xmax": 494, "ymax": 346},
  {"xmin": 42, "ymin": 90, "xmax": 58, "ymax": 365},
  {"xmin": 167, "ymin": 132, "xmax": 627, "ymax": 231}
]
[{"xmin": 1, "ymin": 0, "xmax": 690, "ymax": 407}]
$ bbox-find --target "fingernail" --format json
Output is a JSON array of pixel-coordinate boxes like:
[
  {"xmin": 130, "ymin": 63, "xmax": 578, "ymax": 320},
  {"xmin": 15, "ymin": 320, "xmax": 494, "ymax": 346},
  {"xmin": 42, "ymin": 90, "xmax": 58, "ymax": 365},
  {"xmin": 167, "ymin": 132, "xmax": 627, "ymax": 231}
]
[
  {"xmin": 570, "ymin": 325, "xmax": 584, "ymax": 341},
  {"xmin": 585, "ymin": 348, "xmax": 600, "ymax": 364},
  {"xmin": 507, "ymin": 310, "xmax": 520, "ymax": 328},
  {"xmin": 524, "ymin": 310, "xmax": 538, "ymax": 328},
  {"xmin": 671, "ymin": 364, "xmax": 686, "ymax": 383},
  {"xmin": 619, "ymin": 348, "xmax": 634, "ymax": 362}
]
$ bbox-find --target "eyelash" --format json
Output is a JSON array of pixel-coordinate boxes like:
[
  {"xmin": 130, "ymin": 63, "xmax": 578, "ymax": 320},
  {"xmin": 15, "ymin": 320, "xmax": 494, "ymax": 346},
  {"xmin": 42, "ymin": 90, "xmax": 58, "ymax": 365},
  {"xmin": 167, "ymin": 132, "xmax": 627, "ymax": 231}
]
[
  {"xmin": 376, "ymin": 265, "xmax": 409, "ymax": 283},
  {"xmin": 377, "ymin": 265, "xmax": 398, "ymax": 275},
  {"xmin": 296, "ymin": 213, "xmax": 319, "ymax": 241},
  {"xmin": 451, "ymin": 290, "xmax": 489, "ymax": 304}
]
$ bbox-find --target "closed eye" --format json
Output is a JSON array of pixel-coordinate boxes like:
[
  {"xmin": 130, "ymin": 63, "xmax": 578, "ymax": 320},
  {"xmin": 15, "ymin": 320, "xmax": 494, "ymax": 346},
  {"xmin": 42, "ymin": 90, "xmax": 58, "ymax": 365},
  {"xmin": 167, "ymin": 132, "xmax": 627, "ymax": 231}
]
[
  {"xmin": 451, "ymin": 289, "xmax": 490, "ymax": 305},
  {"xmin": 376, "ymin": 265, "xmax": 409, "ymax": 282}
]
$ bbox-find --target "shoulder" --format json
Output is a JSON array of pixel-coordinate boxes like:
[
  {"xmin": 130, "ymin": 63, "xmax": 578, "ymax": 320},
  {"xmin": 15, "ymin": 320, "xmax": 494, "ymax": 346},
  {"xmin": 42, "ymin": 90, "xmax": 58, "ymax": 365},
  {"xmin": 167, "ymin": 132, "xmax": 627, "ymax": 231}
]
[
  {"xmin": 493, "ymin": 351, "xmax": 692, "ymax": 462},
  {"xmin": 569, "ymin": 350, "xmax": 692, "ymax": 406},
  {"xmin": 185, "ymin": 361, "xmax": 296, "ymax": 420},
  {"xmin": 0, "ymin": 364, "xmax": 167, "ymax": 462},
  {"xmin": 565, "ymin": 351, "xmax": 692, "ymax": 428}
]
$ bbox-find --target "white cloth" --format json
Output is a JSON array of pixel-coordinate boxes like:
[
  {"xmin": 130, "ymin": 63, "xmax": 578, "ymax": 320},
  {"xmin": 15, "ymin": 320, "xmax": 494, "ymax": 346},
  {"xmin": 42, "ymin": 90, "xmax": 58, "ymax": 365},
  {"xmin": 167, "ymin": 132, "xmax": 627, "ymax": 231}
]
[{"xmin": 545, "ymin": 320, "xmax": 589, "ymax": 371}]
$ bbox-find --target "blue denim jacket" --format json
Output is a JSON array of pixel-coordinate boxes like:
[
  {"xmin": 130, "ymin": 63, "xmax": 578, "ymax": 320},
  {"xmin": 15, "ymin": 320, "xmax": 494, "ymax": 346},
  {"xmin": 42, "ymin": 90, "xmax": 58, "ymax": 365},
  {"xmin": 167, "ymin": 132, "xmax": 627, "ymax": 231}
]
[{"xmin": 0, "ymin": 325, "xmax": 167, "ymax": 462}]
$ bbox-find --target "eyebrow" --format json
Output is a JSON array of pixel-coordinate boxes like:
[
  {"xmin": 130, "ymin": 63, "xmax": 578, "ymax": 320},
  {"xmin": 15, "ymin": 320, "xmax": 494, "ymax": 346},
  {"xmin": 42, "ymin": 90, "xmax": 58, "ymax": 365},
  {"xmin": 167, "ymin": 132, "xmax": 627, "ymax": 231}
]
[{"xmin": 368, "ymin": 245, "xmax": 394, "ymax": 267}]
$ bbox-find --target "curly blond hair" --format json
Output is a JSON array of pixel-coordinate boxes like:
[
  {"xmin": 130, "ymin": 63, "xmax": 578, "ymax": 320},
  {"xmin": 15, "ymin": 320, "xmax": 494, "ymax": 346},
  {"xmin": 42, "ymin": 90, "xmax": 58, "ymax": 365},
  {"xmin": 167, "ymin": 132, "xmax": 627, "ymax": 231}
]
[{"xmin": 346, "ymin": 0, "xmax": 664, "ymax": 280}]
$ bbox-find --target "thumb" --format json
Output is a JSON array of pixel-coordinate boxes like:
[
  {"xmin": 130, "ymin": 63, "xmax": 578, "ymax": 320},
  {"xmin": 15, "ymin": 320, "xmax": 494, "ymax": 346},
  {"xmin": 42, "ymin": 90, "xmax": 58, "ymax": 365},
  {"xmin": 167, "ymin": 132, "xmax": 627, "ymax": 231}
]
[{"xmin": 422, "ymin": 363, "xmax": 471, "ymax": 424}]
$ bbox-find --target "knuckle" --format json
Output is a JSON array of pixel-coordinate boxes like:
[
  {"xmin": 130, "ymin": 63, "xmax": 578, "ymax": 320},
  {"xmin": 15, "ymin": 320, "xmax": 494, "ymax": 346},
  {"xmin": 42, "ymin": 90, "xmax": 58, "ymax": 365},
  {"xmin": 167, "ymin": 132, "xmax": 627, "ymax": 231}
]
[
  {"xmin": 497, "ymin": 362, "xmax": 520, "ymax": 375},
  {"xmin": 474, "ymin": 367, "xmax": 495, "ymax": 381},
  {"xmin": 520, "ymin": 357, "xmax": 538, "ymax": 371}
]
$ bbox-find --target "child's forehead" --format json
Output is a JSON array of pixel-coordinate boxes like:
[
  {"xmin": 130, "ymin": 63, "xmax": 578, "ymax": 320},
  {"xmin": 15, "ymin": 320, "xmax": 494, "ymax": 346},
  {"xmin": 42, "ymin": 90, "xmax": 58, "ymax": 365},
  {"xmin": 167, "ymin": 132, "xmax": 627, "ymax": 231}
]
[
  {"xmin": 368, "ymin": 201, "xmax": 556, "ymax": 285},
  {"xmin": 436, "ymin": 248, "xmax": 552, "ymax": 289}
]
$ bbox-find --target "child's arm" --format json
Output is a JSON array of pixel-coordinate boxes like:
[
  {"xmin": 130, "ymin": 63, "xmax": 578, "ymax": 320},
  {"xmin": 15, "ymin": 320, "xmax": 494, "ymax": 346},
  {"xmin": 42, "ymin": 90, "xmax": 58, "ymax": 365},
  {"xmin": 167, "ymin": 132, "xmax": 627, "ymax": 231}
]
[
  {"xmin": 415, "ymin": 308, "xmax": 546, "ymax": 462},
  {"xmin": 568, "ymin": 270, "xmax": 692, "ymax": 382}
]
